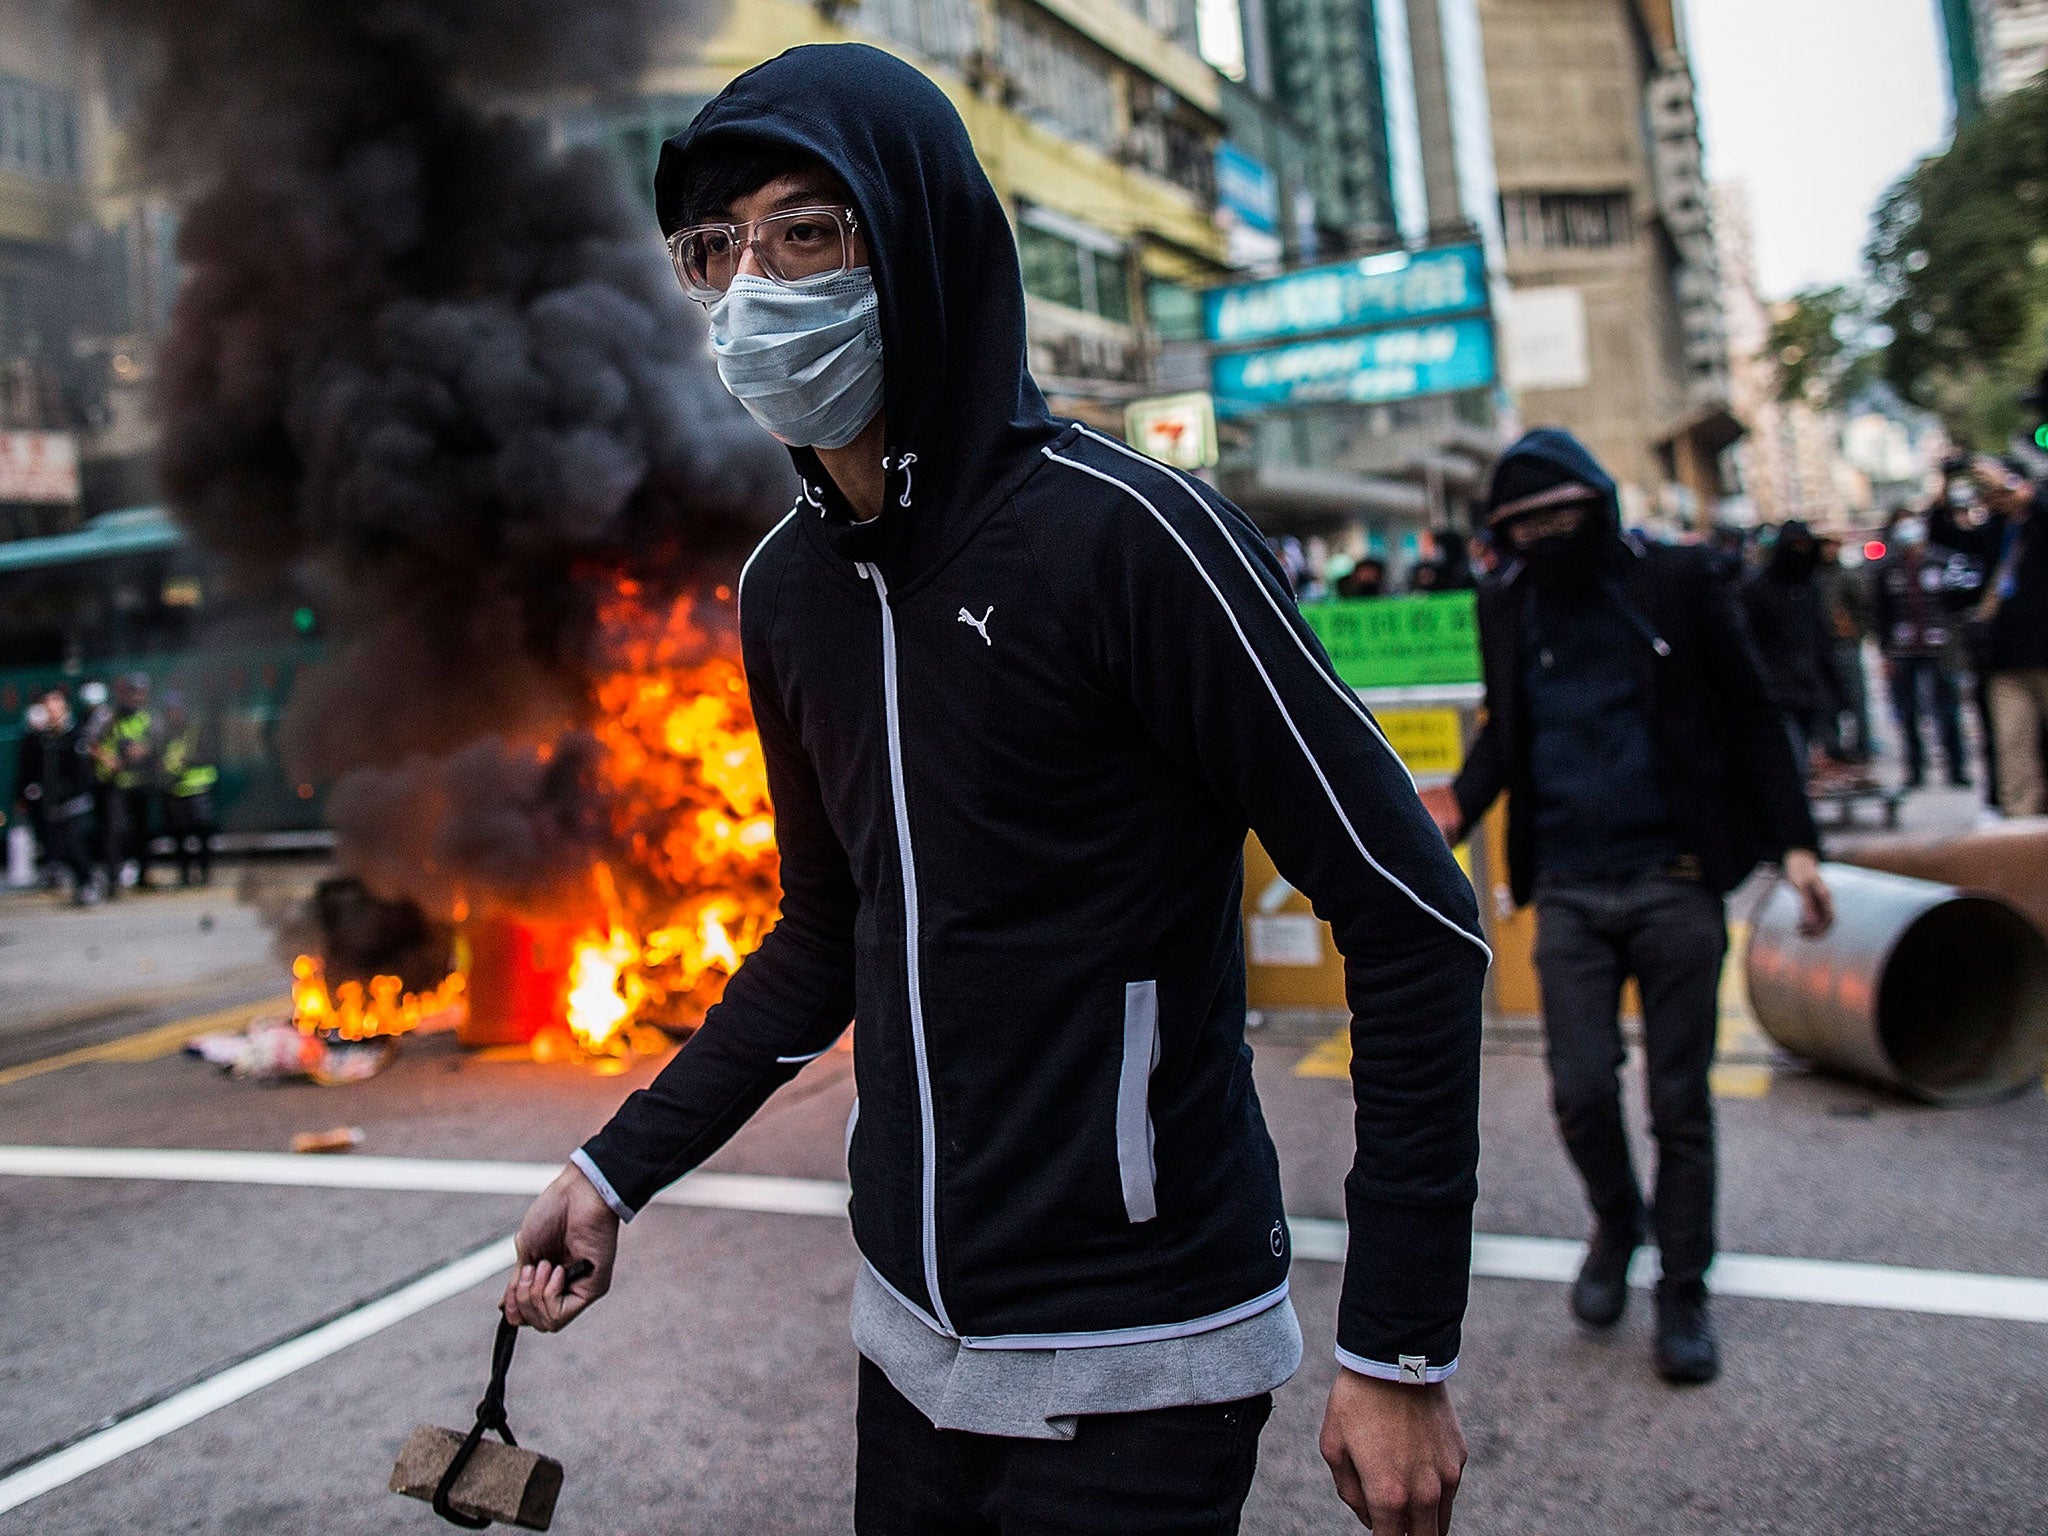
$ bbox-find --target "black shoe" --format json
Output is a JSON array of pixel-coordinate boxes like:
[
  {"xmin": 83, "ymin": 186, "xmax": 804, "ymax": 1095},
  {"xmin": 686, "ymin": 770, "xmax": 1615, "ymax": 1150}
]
[
  {"xmin": 1654, "ymin": 1284, "xmax": 1719, "ymax": 1384},
  {"xmin": 1570, "ymin": 1224, "xmax": 1640, "ymax": 1328}
]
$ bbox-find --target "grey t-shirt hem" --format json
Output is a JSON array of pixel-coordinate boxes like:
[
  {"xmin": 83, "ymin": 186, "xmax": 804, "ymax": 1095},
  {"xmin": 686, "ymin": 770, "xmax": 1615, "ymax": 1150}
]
[{"xmin": 850, "ymin": 1263, "xmax": 1303, "ymax": 1442}]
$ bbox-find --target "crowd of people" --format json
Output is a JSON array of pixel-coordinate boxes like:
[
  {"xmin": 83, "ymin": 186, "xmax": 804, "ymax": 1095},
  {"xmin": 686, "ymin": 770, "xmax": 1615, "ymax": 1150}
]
[
  {"xmin": 10, "ymin": 671, "xmax": 219, "ymax": 905},
  {"xmin": 1282, "ymin": 450, "xmax": 2048, "ymax": 818}
]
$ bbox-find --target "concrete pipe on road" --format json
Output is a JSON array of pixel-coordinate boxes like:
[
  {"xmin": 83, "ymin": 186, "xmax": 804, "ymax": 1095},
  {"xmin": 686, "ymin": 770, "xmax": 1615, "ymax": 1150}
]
[{"xmin": 1746, "ymin": 863, "xmax": 2048, "ymax": 1104}]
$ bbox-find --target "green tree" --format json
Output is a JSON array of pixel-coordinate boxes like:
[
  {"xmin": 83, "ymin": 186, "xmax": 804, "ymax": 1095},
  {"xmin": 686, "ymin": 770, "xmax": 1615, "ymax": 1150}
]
[
  {"xmin": 1867, "ymin": 79, "xmax": 2048, "ymax": 447},
  {"xmin": 1767, "ymin": 285, "xmax": 1881, "ymax": 409}
]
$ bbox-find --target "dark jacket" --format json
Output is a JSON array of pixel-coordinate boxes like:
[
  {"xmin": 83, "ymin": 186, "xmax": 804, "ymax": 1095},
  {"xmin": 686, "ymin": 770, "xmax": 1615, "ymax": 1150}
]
[
  {"xmin": 1740, "ymin": 539, "xmax": 1843, "ymax": 717},
  {"xmin": 1870, "ymin": 542, "xmax": 1982, "ymax": 658},
  {"xmin": 579, "ymin": 45, "xmax": 1488, "ymax": 1378},
  {"xmin": 1453, "ymin": 432, "xmax": 1818, "ymax": 904},
  {"xmin": 1986, "ymin": 499, "xmax": 2048, "ymax": 671},
  {"xmin": 18, "ymin": 723, "xmax": 95, "ymax": 821}
]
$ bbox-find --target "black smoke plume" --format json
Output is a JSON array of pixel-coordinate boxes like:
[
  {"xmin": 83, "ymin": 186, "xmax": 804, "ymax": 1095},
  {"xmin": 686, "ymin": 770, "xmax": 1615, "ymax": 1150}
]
[{"xmin": 84, "ymin": 0, "xmax": 793, "ymax": 930}]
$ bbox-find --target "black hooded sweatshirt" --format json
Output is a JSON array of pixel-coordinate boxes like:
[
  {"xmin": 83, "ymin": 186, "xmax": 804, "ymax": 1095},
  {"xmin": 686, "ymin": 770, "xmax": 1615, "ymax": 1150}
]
[
  {"xmin": 1454, "ymin": 430, "xmax": 1818, "ymax": 904},
  {"xmin": 578, "ymin": 44, "xmax": 1489, "ymax": 1380}
]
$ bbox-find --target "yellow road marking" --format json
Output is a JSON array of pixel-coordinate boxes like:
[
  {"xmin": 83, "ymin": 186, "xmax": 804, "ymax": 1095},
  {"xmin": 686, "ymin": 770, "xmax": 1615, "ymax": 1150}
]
[
  {"xmin": 0, "ymin": 997, "xmax": 290, "ymax": 1088},
  {"xmin": 1295, "ymin": 920, "xmax": 1775, "ymax": 1097},
  {"xmin": 1295, "ymin": 1029, "xmax": 1352, "ymax": 1079}
]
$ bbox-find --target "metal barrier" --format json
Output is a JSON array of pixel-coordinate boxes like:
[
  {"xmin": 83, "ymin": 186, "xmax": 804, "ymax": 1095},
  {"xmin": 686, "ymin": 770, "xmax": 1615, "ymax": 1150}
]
[{"xmin": 1746, "ymin": 863, "xmax": 2048, "ymax": 1104}]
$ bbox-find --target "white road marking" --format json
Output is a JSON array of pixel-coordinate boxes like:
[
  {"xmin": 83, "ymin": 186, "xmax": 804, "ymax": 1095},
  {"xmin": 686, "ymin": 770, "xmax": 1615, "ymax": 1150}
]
[
  {"xmin": 1287, "ymin": 1218, "xmax": 2048, "ymax": 1325},
  {"xmin": 0, "ymin": 1235, "xmax": 516, "ymax": 1518},
  {"xmin": 0, "ymin": 1145, "xmax": 851, "ymax": 1217},
  {"xmin": 4, "ymin": 1147, "xmax": 2045, "ymax": 1325}
]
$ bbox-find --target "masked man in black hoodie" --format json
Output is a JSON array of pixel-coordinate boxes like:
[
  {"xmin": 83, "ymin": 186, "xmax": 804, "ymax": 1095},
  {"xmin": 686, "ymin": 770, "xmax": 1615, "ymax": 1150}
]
[
  {"xmin": 1420, "ymin": 430, "xmax": 1832, "ymax": 1386},
  {"xmin": 502, "ymin": 45, "xmax": 1487, "ymax": 1536}
]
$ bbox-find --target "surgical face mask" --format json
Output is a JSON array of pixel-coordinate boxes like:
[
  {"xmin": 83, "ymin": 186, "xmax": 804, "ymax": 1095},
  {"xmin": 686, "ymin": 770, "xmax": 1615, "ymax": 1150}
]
[
  {"xmin": 1895, "ymin": 517, "xmax": 1928, "ymax": 547},
  {"xmin": 708, "ymin": 269, "xmax": 884, "ymax": 450}
]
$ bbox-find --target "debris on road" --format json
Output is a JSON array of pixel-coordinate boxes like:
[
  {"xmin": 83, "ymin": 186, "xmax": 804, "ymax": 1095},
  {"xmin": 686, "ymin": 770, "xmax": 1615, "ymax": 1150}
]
[
  {"xmin": 184, "ymin": 1017, "xmax": 397, "ymax": 1084},
  {"xmin": 290, "ymin": 1126, "xmax": 365, "ymax": 1154}
]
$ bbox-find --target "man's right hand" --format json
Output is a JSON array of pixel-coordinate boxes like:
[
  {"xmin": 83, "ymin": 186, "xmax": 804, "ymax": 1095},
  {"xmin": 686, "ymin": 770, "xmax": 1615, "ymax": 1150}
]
[{"xmin": 501, "ymin": 1162, "xmax": 619, "ymax": 1332}]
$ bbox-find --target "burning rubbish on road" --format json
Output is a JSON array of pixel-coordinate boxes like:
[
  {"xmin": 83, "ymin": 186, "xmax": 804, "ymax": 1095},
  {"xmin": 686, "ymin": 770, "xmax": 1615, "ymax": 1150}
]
[{"xmin": 92, "ymin": 0, "xmax": 798, "ymax": 1069}]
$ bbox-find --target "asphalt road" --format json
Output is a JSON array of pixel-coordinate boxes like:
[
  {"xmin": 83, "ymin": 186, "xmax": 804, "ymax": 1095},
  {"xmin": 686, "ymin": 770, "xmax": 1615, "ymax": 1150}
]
[{"xmin": 2, "ymin": 912, "xmax": 2046, "ymax": 1533}]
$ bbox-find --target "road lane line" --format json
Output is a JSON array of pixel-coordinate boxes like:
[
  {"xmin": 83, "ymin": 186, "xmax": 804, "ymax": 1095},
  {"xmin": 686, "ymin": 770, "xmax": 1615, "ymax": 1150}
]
[
  {"xmin": 0, "ymin": 1146, "xmax": 852, "ymax": 1215},
  {"xmin": 4, "ymin": 1147, "xmax": 2045, "ymax": 1325},
  {"xmin": 0, "ymin": 1235, "xmax": 515, "ymax": 1518},
  {"xmin": 0, "ymin": 996, "xmax": 291, "ymax": 1088}
]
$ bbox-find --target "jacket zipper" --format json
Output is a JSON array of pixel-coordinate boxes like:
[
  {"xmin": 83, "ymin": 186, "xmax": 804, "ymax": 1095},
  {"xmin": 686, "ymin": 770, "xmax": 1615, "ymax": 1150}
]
[{"xmin": 858, "ymin": 560, "xmax": 954, "ymax": 1335}]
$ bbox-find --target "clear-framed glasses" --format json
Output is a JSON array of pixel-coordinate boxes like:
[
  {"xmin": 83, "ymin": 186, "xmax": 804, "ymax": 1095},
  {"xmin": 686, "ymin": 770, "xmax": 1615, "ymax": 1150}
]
[{"xmin": 668, "ymin": 205, "xmax": 862, "ymax": 302}]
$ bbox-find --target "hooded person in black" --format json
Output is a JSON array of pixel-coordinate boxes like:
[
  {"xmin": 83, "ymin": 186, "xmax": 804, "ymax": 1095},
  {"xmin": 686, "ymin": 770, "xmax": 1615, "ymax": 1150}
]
[
  {"xmin": 502, "ymin": 44, "xmax": 1484, "ymax": 1533},
  {"xmin": 1419, "ymin": 429, "xmax": 1832, "ymax": 1387},
  {"xmin": 1741, "ymin": 519, "xmax": 1846, "ymax": 775}
]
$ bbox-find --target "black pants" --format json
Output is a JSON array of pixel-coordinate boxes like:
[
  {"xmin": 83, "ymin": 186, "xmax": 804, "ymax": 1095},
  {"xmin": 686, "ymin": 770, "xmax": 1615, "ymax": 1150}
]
[
  {"xmin": 41, "ymin": 812, "xmax": 92, "ymax": 890},
  {"xmin": 1887, "ymin": 654, "xmax": 1966, "ymax": 785},
  {"xmin": 1533, "ymin": 872, "xmax": 1726, "ymax": 1290},
  {"xmin": 165, "ymin": 791, "xmax": 215, "ymax": 885},
  {"xmin": 101, "ymin": 786, "xmax": 155, "ymax": 888},
  {"xmin": 853, "ymin": 1358, "xmax": 1269, "ymax": 1535}
]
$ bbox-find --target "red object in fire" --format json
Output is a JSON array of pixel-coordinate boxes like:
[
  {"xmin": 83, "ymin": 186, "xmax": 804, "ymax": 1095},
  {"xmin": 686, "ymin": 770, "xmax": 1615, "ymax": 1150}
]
[{"xmin": 461, "ymin": 915, "xmax": 575, "ymax": 1047}]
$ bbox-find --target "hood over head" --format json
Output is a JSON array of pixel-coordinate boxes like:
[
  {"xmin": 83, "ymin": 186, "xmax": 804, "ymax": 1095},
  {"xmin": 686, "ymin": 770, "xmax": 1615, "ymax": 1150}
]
[
  {"xmin": 1769, "ymin": 518, "xmax": 1820, "ymax": 581},
  {"xmin": 656, "ymin": 45, "xmax": 1057, "ymax": 583},
  {"xmin": 1483, "ymin": 428, "xmax": 1622, "ymax": 584}
]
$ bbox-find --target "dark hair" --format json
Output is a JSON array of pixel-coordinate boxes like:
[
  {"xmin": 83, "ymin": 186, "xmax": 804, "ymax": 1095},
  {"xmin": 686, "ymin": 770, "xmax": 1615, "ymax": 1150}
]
[{"xmin": 666, "ymin": 138, "xmax": 838, "ymax": 228}]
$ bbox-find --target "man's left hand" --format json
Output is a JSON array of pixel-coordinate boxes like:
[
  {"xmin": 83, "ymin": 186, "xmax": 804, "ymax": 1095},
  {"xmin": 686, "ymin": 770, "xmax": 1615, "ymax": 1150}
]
[
  {"xmin": 1320, "ymin": 1369, "xmax": 1466, "ymax": 1533},
  {"xmin": 1784, "ymin": 848, "xmax": 1834, "ymax": 938}
]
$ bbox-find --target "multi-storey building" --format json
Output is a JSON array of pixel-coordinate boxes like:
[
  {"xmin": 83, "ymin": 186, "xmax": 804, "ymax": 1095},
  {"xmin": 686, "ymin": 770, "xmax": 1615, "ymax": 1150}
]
[
  {"xmin": 1939, "ymin": 0, "xmax": 2048, "ymax": 122},
  {"xmin": 1716, "ymin": 182, "xmax": 1862, "ymax": 529},
  {"xmin": 1479, "ymin": 0, "xmax": 1737, "ymax": 527}
]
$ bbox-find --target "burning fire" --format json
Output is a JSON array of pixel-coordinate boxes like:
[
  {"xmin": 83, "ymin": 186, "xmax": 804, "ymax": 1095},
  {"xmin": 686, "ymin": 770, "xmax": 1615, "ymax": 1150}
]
[
  {"xmin": 559, "ymin": 583, "xmax": 780, "ymax": 1052},
  {"xmin": 291, "ymin": 954, "xmax": 467, "ymax": 1040},
  {"xmin": 292, "ymin": 583, "xmax": 781, "ymax": 1063}
]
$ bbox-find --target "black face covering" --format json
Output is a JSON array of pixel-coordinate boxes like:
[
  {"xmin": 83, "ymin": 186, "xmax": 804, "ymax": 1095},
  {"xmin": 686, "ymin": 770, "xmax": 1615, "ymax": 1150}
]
[
  {"xmin": 1503, "ymin": 510, "xmax": 1610, "ymax": 589},
  {"xmin": 1771, "ymin": 540, "xmax": 1820, "ymax": 582}
]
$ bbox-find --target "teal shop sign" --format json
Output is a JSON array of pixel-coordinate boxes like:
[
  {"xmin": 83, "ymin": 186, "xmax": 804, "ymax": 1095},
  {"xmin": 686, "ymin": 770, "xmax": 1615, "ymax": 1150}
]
[
  {"xmin": 1213, "ymin": 315, "xmax": 1496, "ymax": 413},
  {"xmin": 1299, "ymin": 591, "xmax": 1480, "ymax": 689},
  {"xmin": 1203, "ymin": 243, "xmax": 1485, "ymax": 347}
]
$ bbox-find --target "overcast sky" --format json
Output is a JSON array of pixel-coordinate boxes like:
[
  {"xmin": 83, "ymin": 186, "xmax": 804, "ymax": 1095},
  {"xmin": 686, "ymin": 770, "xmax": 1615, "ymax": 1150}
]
[{"xmin": 1685, "ymin": 0, "xmax": 1949, "ymax": 300}]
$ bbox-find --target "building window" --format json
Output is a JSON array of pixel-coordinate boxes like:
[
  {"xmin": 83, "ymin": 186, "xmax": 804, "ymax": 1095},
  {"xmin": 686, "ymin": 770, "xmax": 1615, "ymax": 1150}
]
[
  {"xmin": 997, "ymin": 7, "xmax": 1117, "ymax": 152},
  {"xmin": 1018, "ymin": 206, "xmax": 1132, "ymax": 324},
  {"xmin": 846, "ymin": 0, "xmax": 980, "ymax": 71},
  {"xmin": 1500, "ymin": 190, "xmax": 1635, "ymax": 250},
  {"xmin": 0, "ymin": 78, "xmax": 79, "ymax": 184}
]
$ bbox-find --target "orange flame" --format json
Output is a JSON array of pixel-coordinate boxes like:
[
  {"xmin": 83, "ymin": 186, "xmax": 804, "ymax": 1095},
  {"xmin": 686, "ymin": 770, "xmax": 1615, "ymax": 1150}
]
[
  {"xmin": 291, "ymin": 953, "xmax": 467, "ymax": 1040},
  {"xmin": 560, "ymin": 588, "xmax": 779, "ymax": 1052}
]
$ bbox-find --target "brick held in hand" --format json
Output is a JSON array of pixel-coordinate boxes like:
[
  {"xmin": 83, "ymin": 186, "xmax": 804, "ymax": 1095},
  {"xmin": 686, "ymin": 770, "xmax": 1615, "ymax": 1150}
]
[{"xmin": 389, "ymin": 1425, "xmax": 564, "ymax": 1530}]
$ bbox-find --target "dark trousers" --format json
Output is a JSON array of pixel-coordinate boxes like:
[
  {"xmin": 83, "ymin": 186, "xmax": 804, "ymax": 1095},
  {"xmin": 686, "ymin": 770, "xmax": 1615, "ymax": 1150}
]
[
  {"xmin": 853, "ymin": 1358, "xmax": 1270, "ymax": 1536},
  {"xmin": 101, "ymin": 786, "xmax": 155, "ymax": 888},
  {"xmin": 41, "ymin": 811, "xmax": 92, "ymax": 889},
  {"xmin": 1887, "ymin": 654, "xmax": 1966, "ymax": 785},
  {"xmin": 1533, "ymin": 872, "xmax": 1726, "ymax": 1290},
  {"xmin": 165, "ymin": 791, "xmax": 215, "ymax": 885}
]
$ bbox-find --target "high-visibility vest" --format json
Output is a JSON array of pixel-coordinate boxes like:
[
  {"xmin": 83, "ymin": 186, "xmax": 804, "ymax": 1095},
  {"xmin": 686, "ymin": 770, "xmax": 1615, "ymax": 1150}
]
[
  {"xmin": 103, "ymin": 710, "xmax": 155, "ymax": 790},
  {"xmin": 161, "ymin": 727, "xmax": 219, "ymax": 798}
]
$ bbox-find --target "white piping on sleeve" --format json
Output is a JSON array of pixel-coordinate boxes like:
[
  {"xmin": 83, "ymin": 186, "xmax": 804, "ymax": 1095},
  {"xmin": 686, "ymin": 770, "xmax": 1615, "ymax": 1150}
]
[
  {"xmin": 1335, "ymin": 1345, "xmax": 1459, "ymax": 1384},
  {"xmin": 1076, "ymin": 426, "xmax": 1413, "ymax": 788},
  {"xmin": 775, "ymin": 1025, "xmax": 851, "ymax": 1065},
  {"xmin": 1042, "ymin": 446, "xmax": 1491, "ymax": 964},
  {"xmin": 569, "ymin": 1148, "xmax": 637, "ymax": 1223},
  {"xmin": 734, "ymin": 504, "xmax": 801, "ymax": 635}
]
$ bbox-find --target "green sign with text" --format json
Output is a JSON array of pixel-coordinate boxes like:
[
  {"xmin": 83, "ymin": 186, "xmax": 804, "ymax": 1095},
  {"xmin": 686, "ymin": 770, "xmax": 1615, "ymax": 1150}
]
[{"xmin": 1299, "ymin": 591, "xmax": 1481, "ymax": 689}]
